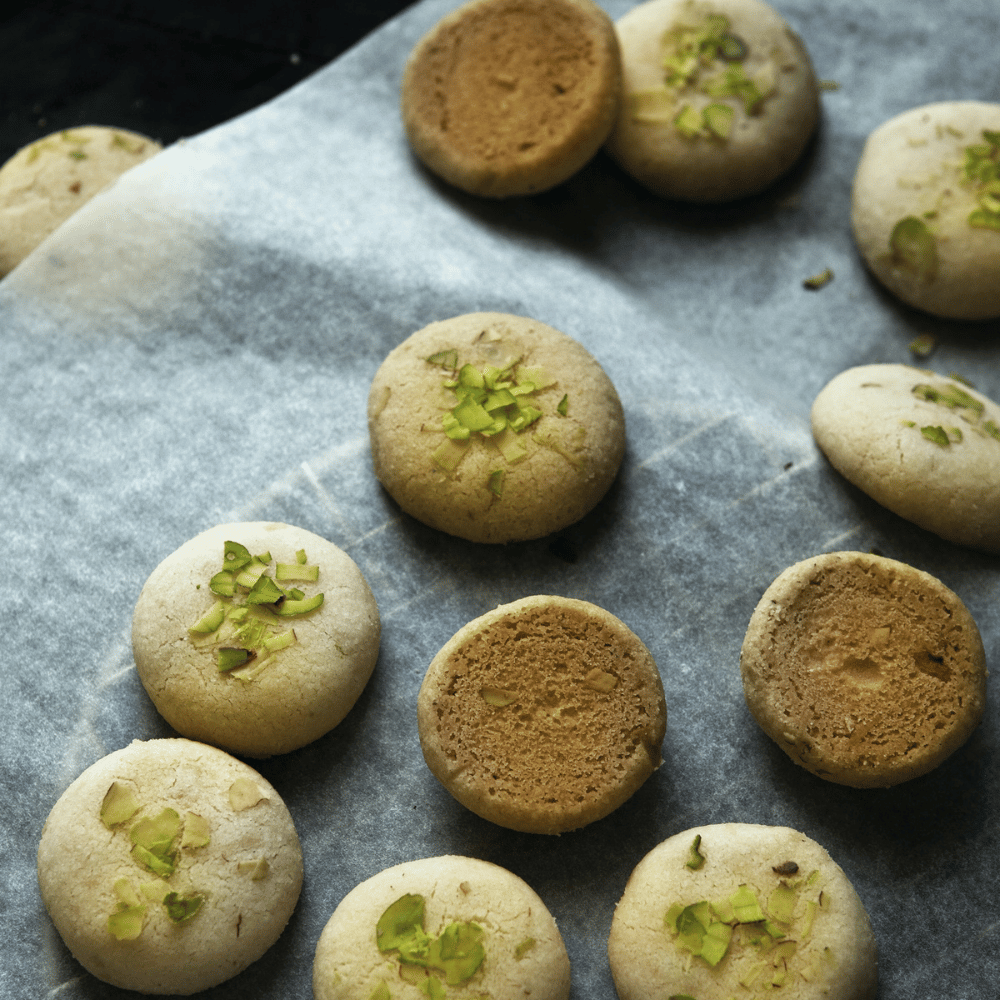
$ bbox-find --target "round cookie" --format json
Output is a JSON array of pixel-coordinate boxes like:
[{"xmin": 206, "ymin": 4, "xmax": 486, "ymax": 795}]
[
  {"xmin": 132, "ymin": 521, "xmax": 380, "ymax": 757},
  {"xmin": 0, "ymin": 126, "xmax": 161, "ymax": 276},
  {"xmin": 400, "ymin": 0, "xmax": 622, "ymax": 197},
  {"xmin": 851, "ymin": 101, "xmax": 1000, "ymax": 320},
  {"xmin": 37, "ymin": 738, "xmax": 303, "ymax": 995},
  {"xmin": 313, "ymin": 855, "xmax": 570, "ymax": 1000},
  {"xmin": 811, "ymin": 363, "xmax": 1000, "ymax": 553},
  {"xmin": 605, "ymin": 0, "xmax": 819, "ymax": 202},
  {"xmin": 417, "ymin": 595, "xmax": 666, "ymax": 834},
  {"xmin": 368, "ymin": 312, "xmax": 625, "ymax": 544},
  {"xmin": 608, "ymin": 823, "xmax": 878, "ymax": 1000},
  {"xmin": 740, "ymin": 551, "xmax": 987, "ymax": 788}
]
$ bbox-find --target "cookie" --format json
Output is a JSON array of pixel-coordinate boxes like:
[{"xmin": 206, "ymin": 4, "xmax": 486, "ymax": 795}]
[
  {"xmin": 37, "ymin": 738, "xmax": 303, "ymax": 995},
  {"xmin": 740, "ymin": 551, "xmax": 987, "ymax": 788},
  {"xmin": 132, "ymin": 522, "xmax": 380, "ymax": 758},
  {"xmin": 608, "ymin": 823, "xmax": 878, "ymax": 1000},
  {"xmin": 851, "ymin": 101, "xmax": 1000, "ymax": 320},
  {"xmin": 605, "ymin": 0, "xmax": 819, "ymax": 202},
  {"xmin": 417, "ymin": 595, "xmax": 666, "ymax": 834},
  {"xmin": 400, "ymin": 0, "xmax": 621, "ymax": 197},
  {"xmin": 368, "ymin": 312, "xmax": 625, "ymax": 544},
  {"xmin": 313, "ymin": 855, "xmax": 571, "ymax": 1000},
  {"xmin": 811, "ymin": 363, "xmax": 1000, "ymax": 553},
  {"xmin": 0, "ymin": 126, "xmax": 161, "ymax": 276}
]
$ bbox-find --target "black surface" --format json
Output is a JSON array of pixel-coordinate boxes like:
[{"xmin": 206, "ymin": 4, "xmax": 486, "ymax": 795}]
[{"xmin": 0, "ymin": 1, "xmax": 414, "ymax": 161}]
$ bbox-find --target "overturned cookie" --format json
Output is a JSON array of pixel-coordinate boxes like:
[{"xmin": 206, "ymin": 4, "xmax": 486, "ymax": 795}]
[
  {"xmin": 811, "ymin": 363, "xmax": 1000, "ymax": 553},
  {"xmin": 417, "ymin": 595, "xmax": 666, "ymax": 834},
  {"xmin": 0, "ymin": 126, "xmax": 161, "ymax": 276},
  {"xmin": 851, "ymin": 101, "xmax": 1000, "ymax": 320},
  {"xmin": 37, "ymin": 739, "xmax": 303, "ymax": 995},
  {"xmin": 313, "ymin": 855, "xmax": 570, "ymax": 1000},
  {"xmin": 608, "ymin": 823, "xmax": 878, "ymax": 1000},
  {"xmin": 740, "ymin": 551, "xmax": 987, "ymax": 788},
  {"xmin": 132, "ymin": 522, "xmax": 381, "ymax": 757},
  {"xmin": 605, "ymin": 0, "xmax": 819, "ymax": 202},
  {"xmin": 401, "ymin": 0, "xmax": 622, "ymax": 197},
  {"xmin": 368, "ymin": 312, "xmax": 625, "ymax": 544}
]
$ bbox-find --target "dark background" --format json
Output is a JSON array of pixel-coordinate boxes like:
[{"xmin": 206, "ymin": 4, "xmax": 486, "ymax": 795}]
[{"xmin": 0, "ymin": 1, "xmax": 414, "ymax": 163}]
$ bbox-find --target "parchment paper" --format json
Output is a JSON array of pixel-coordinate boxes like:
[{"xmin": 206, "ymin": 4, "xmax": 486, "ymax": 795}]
[{"xmin": 2, "ymin": 1, "xmax": 998, "ymax": 998}]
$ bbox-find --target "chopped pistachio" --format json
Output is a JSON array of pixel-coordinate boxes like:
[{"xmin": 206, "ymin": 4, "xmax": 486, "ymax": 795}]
[
  {"xmin": 68, "ymin": 150, "xmax": 87, "ymax": 160},
  {"xmin": 238, "ymin": 858, "xmax": 271, "ymax": 880},
  {"xmin": 140, "ymin": 880, "xmax": 170, "ymax": 903},
  {"xmin": 101, "ymin": 782, "xmax": 140, "ymax": 828},
  {"xmin": 703, "ymin": 102, "xmax": 734, "ymax": 138},
  {"xmin": 488, "ymin": 469, "xmax": 505, "ymax": 498},
  {"xmin": 113, "ymin": 877, "xmax": 142, "ymax": 907},
  {"xmin": 515, "ymin": 938, "xmax": 536, "ymax": 959},
  {"xmin": 419, "ymin": 978, "xmax": 446, "ymax": 1000},
  {"xmin": 557, "ymin": 394, "xmax": 568, "ymax": 416},
  {"xmin": 889, "ymin": 216, "xmax": 938, "ymax": 281},
  {"xmin": 274, "ymin": 593, "xmax": 324, "ymax": 616},
  {"xmin": 217, "ymin": 647, "xmax": 252, "ymax": 672},
  {"xmin": 163, "ymin": 891, "xmax": 204, "ymax": 923},
  {"xmin": 630, "ymin": 88, "xmax": 676, "ymax": 123},
  {"xmin": 767, "ymin": 883, "xmax": 798, "ymax": 924},
  {"xmin": 369, "ymin": 983, "xmax": 392, "ymax": 1000},
  {"xmin": 730, "ymin": 884, "xmax": 766, "ymax": 923},
  {"xmin": 275, "ymin": 562, "xmax": 319, "ymax": 582},
  {"xmin": 686, "ymin": 834, "xmax": 705, "ymax": 870},
  {"xmin": 803, "ymin": 267, "xmax": 834, "ymax": 290},
  {"xmin": 920, "ymin": 424, "xmax": 950, "ymax": 446},
  {"xmin": 181, "ymin": 812, "xmax": 210, "ymax": 849},
  {"xmin": 229, "ymin": 778, "xmax": 267, "ymax": 811},
  {"xmin": 673, "ymin": 103, "xmax": 704, "ymax": 138},
  {"xmin": 377, "ymin": 894, "xmax": 426, "ymax": 952},
  {"xmin": 108, "ymin": 903, "xmax": 147, "ymax": 940},
  {"xmin": 189, "ymin": 600, "xmax": 226, "ymax": 635},
  {"xmin": 908, "ymin": 333, "xmax": 936, "ymax": 358}
]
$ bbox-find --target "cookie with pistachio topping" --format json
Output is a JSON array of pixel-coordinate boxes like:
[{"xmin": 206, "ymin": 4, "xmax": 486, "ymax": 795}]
[
  {"xmin": 740, "ymin": 551, "xmax": 987, "ymax": 788},
  {"xmin": 401, "ymin": 0, "xmax": 621, "ymax": 197},
  {"xmin": 37, "ymin": 738, "xmax": 303, "ymax": 995},
  {"xmin": 0, "ymin": 126, "xmax": 161, "ymax": 276},
  {"xmin": 132, "ymin": 521, "xmax": 380, "ymax": 757},
  {"xmin": 851, "ymin": 101, "xmax": 1000, "ymax": 320},
  {"xmin": 367, "ymin": 313, "xmax": 625, "ymax": 544},
  {"xmin": 313, "ymin": 855, "xmax": 570, "ymax": 1000},
  {"xmin": 608, "ymin": 823, "xmax": 878, "ymax": 1000},
  {"xmin": 417, "ymin": 595, "xmax": 666, "ymax": 834},
  {"xmin": 811, "ymin": 364, "xmax": 1000, "ymax": 553},
  {"xmin": 605, "ymin": 0, "xmax": 819, "ymax": 202}
]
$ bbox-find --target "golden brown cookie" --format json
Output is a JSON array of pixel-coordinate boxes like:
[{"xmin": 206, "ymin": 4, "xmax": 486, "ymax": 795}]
[
  {"xmin": 851, "ymin": 101, "xmax": 1000, "ymax": 320},
  {"xmin": 368, "ymin": 312, "xmax": 626, "ymax": 544},
  {"xmin": 417, "ymin": 595, "xmax": 666, "ymax": 834},
  {"xmin": 132, "ymin": 522, "xmax": 381, "ymax": 758},
  {"xmin": 37, "ymin": 739, "xmax": 303, "ymax": 995},
  {"xmin": 0, "ymin": 126, "xmax": 161, "ymax": 275},
  {"xmin": 811, "ymin": 364, "xmax": 1000, "ymax": 553},
  {"xmin": 401, "ymin": 0, "xmax": 622, "ymax": 197},
  {"xmin": 605, "ymin": 0, "xmax": 819, "ymax": 202},
  {"xmin": 313, "ymin": 855, "xmax": 571, "ymax": 1000},
  {"xmin": 740, "ymin": 551, "xmax": 987, "ymax": 788},
  {"xmin": 608, "ymin": 823, "xmax": 878, "ymax": 1000}
]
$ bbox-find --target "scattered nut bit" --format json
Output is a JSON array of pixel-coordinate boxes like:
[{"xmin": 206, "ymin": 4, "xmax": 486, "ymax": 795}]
[
  {"xmin": 908, "ymin": 333, "xmax": 936, "ymax": 358},
  {"xmin": 583, "ymin": 668, "xmax": 618, "ymax": 693},
  {"xmin": 772, "ymin": 861, "xmax": 799, "ymax": 876},
  {"xmin": 803, "ymin": 268, "xmax": 834, "ymax": 290}
]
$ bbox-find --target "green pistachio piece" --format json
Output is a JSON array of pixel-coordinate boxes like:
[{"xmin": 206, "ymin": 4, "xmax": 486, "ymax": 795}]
[
  {"xmin": 488, "ymin": 469, "xmax": 505, "ymax": 498},
  {"xmin": 140, "ymin": 880, "xmax": 170, "ymax": 902},
  {"xmin": 377, "ymin": 894, "xmax": 426, "ymax": 952},
  {"xmin": 113, "ymin": 877, "xmax": 141, "ymax": 906},
  {"xmin": 246, "ymin": 572, "xmax": 286, "ymax": 605},
  {"xmin": 674, "ymin": 104, "xmax": 704, "ymax": 138},
  {"xmin": 369, "ymin": 983, "xmax": 392, "ymax": 1000},
  {"xmin": 426, "ymin": 349, "xmax": 459, "ymax": 370},
  {"xmin": 686, "ymin": 834, "xmax": 705, "ymax": 870},
  {"xmin": 515, "ymin": 938, "xmax": 536, "ymax": 959},
  {"xmin": 209, "ymin": 570, "xmax": 237, "ymax": 597},
  {"xmin": 163, "ymin": 891, "xmax": 204, "ymax": 923},
  {"xmin": 419, "ymin": 978, "xmax": 445, "ymax": 1000},
  {"xmin": 229, "ymin": 778, "xmax": 267, "ymax": 811},
  {"xmin": 101, "ymin": 782, "xmax": 140, "ymax": 828},
  {"xmin": 431, "ymin": 437, "xmax": 470, "ymax": 472},
  {"xmin": 803, "ymin": 267, "xmax": 834, "ymax": 290},
  {"xmin": 433, "ymin": 922, "xmax": 485, "ymax": 984},
  {"xmin": 217, "ymin": 647, "xmax": 252, "ymax": 672},
  {"xmin": 767, "ymin": 883, "xmax": 798, "ymax": 924},
  {"xmin": 275, "ymin": 562, "xmax": 319, "ymax": 582},
  {"xmin": 181, "ymin": 812, "xmax": 210, "ymax": 849},
  {"xmin": 557, "ymin": 394, "xmax": 568, "ymax": 416},
  {"xmin": 108, "ymin": 903, "xmax": 147, "ymax": 940},
  {"xmin": 889, "ymin": 216, "xmax": 938, "ymax": 281},
  {"xmin": 908, "ymin": 333, "xmax": 936, "ymax": 358},
  {"xmin": 274, "ymin": 593, "xmax": 324, "ymax": 616},
  {"xmin": 223, "ymin": 541, "xmax": 253, "ymax": 570},
  {"xmin": 238, "ymin": 858, "xmax": 270, "ymax": 880},
  {"xmin": 130, "ymin": 809, "xmax": 180, "ymax": 857},
  {"xmin": 920, "ymin": 424, "xmax": 950, "ymax": 446},
  {"xmin": 189, "ymin": 600, "xmax": 226, "ymax": 635},
  {"xmin": 730, "ymin": 884, "xmax": 766, "ymax": 923},
  {"xmin": 703, "ymin": 102, "xmax": 734, "ymax": 139}
]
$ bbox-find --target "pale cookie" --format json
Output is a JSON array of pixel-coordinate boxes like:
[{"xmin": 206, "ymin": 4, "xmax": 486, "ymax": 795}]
[
  {"xmin": 605, "ymin": 0, "xmax": 819, "ymax": 202},
  {"xmin": 313, "ymin": 855, "xmax": 570, "ymax": 1000},
  {"xmin": 132, "ymin": 522, "xmax": 380, "ymax": 757},
  {"xmin": 740, "ymin": 551, "xmax": 987, "ymax": 788},
  {"xmin": 811, "ymin": 363, "xmax": 1000, "ymax": 553},
  {"xmin": 37, "ymin": 738, "xmax": 303, "ymax": 995},
  {"xmin": 401, "ymin": 0, "xmax": 621, "ymax": 197},
  {"xmin": 608, "ymin": 823, "xmax": 878, "ymax": 1000},
  {"xmin": 368, "ymin": 312, "xmax": 625, "ymax": 544},
  {"xmin": 851, "ymin": 101, "xmax": 1000, "ymax": 320},
  {"xmin": 0, "ymin": 126, "xmax": 161, "ymax": 276},
  {"xmin": 417, "ymin": 595, "xmax": 666, "ymax": 834}
]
